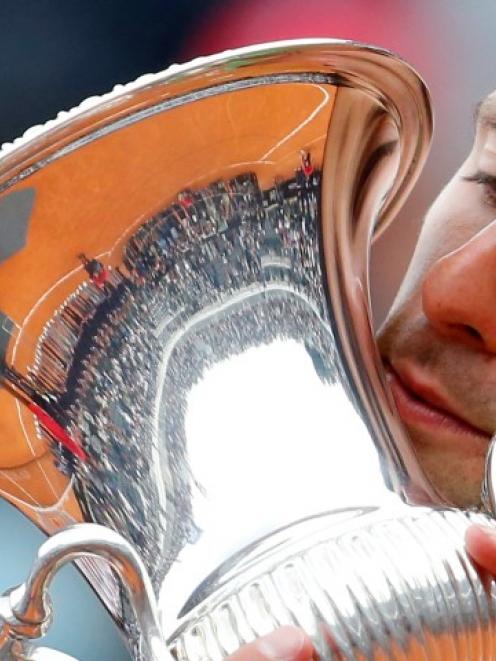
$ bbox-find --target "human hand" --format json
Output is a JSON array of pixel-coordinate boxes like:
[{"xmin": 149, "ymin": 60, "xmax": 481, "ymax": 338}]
[
  {"xmin": 226, "ymin": 625, "xmax": 314, "ymax": 660},
  {"xmin": 465, "ymin": 523, "xmax": 496, "ymax": 573}
]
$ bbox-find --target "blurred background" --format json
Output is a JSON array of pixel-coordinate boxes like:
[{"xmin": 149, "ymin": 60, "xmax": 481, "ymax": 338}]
[{"xmin": 1, "ymin": 1, "xmax": 496, "ymax": 658}]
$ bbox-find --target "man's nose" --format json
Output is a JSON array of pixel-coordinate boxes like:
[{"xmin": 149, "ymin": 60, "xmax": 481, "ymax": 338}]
[{"xmin": 422, "ymin": 222, "xmax": 496, "ymax": 352}]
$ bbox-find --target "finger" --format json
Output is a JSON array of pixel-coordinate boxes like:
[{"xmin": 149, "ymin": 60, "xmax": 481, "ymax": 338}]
[
  {"xmin": 465, "ymin": 524, "xmax": 496, "ymax": 574},
  {"xmin": 226, "ymin": 626, "xmax": 314, "ymax": 660}
]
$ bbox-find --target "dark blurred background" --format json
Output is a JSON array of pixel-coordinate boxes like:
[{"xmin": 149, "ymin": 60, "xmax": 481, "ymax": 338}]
[
  {"xmin": 1, "ymin": 2, "xmax": 496, "ymax": 657},
  {"xmin": 0, "ymin": 0, "xmax": 219, "ymax": 145}
]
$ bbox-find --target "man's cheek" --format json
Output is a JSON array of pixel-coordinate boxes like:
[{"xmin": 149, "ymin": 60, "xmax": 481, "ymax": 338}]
[
  {"xmin": 406, "ymin": 427, "xmax": 485, "ymax": 507},
  {"xmin": 377, "ymin": 291, "xmax": 423, "ymax": 352}
]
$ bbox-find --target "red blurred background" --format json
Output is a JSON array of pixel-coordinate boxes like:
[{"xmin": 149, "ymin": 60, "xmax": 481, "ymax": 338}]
[{"xmin": 179, "ymin": 0, "xmax": 496, "ymax": 322}]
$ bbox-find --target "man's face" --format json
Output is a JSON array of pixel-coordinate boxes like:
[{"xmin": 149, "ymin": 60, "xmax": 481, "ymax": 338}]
[{"xmin": 378, "ymin": 90, "xmax": 496, "ymax": 507}]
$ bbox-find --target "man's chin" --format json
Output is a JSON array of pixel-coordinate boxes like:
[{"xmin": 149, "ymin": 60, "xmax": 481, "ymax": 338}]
[{"xmin": 406, "ymin": 427, "xmax": 486, "ymax": 508}]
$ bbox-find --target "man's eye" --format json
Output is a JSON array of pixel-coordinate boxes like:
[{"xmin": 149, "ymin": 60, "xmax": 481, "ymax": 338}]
[{"xmin": 463, "ymin": 170, "xmax": 496, "ymax": 206}]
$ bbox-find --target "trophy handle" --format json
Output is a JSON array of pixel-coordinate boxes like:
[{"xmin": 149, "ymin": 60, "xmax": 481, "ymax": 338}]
[{"xmin": 0, "ymin": 524, "xmax": 172, "ymax": 661}]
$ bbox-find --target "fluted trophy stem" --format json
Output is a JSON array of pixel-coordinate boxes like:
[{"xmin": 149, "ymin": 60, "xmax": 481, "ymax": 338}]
[{"xmin": 169, "ymin": 507, "xmax": 496, "ymax": 659}]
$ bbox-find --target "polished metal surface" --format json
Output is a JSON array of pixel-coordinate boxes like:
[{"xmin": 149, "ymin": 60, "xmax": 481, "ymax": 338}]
[
  {"xmin": 170, "ymin": 507, "xmax": 496, "ymax": 659},
  {"xmin": 0, "ymin": 524, "xmax": 169, "ymax": 661},
  {"xmin": 0, "ymin": 39, "xmax": 494, "ymax": 659},
  {"xmin": 483, "ymin": 437, "xmax": 496, "ymax": 516}
]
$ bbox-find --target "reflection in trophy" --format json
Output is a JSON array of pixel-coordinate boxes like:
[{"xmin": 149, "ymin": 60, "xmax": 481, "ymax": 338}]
[{"xmin": 0, "ymin": 40, "xmax": 495, "ymax": 659}]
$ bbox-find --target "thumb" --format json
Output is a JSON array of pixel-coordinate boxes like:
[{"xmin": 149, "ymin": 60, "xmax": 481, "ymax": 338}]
[
  {"xmin": 465, "ymin": 524, "xmax": 496, "ymax": 574},
  {"xmin": 226, "ymin": 626, "xmax": 314, "ymax": 660}
]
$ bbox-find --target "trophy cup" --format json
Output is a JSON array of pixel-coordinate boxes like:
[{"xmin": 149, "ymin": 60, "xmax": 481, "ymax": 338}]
[{"xmin": 0, "ymin": 39, "xmax": 495, "ymax": 659}]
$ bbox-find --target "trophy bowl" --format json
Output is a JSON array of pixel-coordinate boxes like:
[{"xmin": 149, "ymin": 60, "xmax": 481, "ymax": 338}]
[{"xmin": 0, "ymin": 39, "xmax": 496, "ymax": 660}]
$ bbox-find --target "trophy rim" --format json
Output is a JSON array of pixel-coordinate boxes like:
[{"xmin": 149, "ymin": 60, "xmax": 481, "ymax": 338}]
[{"xmin": 0, "ymin": 37, "xmax": 432, "ymax": 238}]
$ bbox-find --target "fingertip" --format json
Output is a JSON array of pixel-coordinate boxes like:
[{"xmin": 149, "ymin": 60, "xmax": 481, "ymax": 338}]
[
  {"xmin": 256, "ymin": 626, "xmax": 313, "ymax": 660},
  {"xmin": 465, "ymin": 523, "xmax": 496, "ymax": 547},
  {"xmin": 465, "ymin": 524, "xmax": 496, "ymax": 573},
  {"xmin": 227, "ymin": 626, "xmax": 314, "ymax": 660}
]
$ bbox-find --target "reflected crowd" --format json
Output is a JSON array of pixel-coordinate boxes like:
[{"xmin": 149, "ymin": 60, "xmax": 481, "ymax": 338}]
[{"xmin": 18, "ymin": 158, "xmax": 339, "ymax": 582}]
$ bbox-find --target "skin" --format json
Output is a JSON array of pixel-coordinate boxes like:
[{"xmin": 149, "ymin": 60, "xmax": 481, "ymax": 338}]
[
  {"xmin": 226, "ymin": 626, "xmax": 315, "ymax": 661},
  {"xmin": 230, "ymin": 91, "xmax": 496, "ymax": 660},
  {"xmin": 378, "ymin": 91, "xmax": 496, "ymax": 507}
]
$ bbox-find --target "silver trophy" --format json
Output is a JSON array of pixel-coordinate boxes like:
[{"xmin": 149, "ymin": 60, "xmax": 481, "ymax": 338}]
[{"xmin": 0, "ymin": 39, "xmax": 495, "ymax": 659}]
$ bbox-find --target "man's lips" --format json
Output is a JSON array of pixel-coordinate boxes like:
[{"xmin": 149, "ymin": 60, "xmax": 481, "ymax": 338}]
[{"xmin": 385, "ymin": 364, "xmax": 490, "ymax": 441}]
